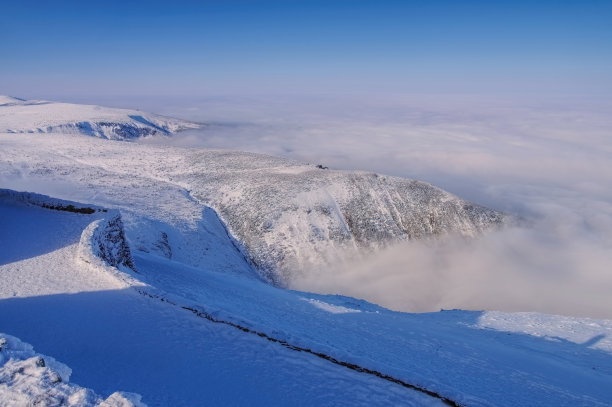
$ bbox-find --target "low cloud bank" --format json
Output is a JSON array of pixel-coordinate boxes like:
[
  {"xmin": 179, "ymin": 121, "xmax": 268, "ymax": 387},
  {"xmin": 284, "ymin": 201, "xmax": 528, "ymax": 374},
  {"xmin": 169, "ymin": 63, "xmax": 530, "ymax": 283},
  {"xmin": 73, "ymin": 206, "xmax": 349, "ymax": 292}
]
[
  {"xmin": 145, "ymin": 94, "xmax": 612, "ymax": 318},
  {"xmin": 294, "ymin": 214, "xmax": 612, "ymax": 319}
]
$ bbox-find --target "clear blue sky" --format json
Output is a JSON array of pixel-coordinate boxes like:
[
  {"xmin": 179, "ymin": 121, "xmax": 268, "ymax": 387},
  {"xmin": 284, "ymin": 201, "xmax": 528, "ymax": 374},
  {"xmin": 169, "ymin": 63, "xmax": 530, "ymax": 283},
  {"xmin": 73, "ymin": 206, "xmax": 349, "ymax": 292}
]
[{"xmin": 2, "ymin": 0, "xmax": 611, "ymax": 101}]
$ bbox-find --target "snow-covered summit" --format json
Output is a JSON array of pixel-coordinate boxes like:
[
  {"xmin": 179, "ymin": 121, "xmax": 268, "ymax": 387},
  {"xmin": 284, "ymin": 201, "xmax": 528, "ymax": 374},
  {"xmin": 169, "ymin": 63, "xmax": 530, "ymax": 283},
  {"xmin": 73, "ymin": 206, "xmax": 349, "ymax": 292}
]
[{"xmin": 0, "ymin": 95, "xmax": 199, "ymax": 140}]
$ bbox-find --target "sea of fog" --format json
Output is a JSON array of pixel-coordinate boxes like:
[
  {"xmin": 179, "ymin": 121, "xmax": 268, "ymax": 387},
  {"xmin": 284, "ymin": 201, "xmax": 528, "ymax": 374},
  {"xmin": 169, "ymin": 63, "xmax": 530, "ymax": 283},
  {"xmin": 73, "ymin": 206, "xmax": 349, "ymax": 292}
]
[{"xmin": 138, "ymin": 94, "xmax": 612, "ymax": 318}]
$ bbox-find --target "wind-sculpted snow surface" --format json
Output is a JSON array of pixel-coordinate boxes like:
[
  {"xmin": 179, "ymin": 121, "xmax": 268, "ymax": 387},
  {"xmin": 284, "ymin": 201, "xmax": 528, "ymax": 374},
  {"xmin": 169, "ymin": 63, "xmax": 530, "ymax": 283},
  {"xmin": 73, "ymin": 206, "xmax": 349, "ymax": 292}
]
[
  {"xmin": 0, "ymin": 334, "xmax": 146, "ymax": 407},
  {"xmin": 183, "ymin": 151, "xmax": 508, "ymax": 284},
  {"xmin": 0, "ymin": 96, "xmax": 198, "ymax": 140}
]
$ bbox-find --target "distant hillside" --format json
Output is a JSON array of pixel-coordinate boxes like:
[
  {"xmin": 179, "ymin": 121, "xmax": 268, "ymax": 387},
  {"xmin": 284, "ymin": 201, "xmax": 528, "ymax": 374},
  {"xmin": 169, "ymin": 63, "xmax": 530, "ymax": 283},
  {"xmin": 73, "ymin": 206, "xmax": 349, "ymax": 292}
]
[{"xmin": 0, "ymin": 95, "xmax": 199, "ymax": 140}]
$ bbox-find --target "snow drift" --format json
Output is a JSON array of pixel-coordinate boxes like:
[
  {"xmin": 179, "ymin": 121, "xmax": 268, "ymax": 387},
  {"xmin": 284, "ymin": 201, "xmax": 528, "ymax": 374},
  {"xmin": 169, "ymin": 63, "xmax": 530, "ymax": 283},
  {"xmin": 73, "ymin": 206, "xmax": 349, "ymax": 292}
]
[{"xmin": 0, "ymin": 333, "xmax": 146, "ymax": 407}]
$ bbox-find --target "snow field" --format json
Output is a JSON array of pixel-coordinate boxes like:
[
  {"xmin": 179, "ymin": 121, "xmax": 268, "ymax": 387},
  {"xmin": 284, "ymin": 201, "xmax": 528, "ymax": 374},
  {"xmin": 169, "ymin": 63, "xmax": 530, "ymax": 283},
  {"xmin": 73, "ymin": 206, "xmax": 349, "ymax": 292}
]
[{"xmin": 0, "ymin": 193, "xmax": 445, "ymax": 406}]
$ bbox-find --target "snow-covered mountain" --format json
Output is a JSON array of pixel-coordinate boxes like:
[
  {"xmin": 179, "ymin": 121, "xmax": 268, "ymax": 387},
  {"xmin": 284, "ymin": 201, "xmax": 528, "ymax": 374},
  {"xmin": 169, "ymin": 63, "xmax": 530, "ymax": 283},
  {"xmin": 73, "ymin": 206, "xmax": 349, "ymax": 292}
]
[
  {"xmin": 0, "ymin": 96, "xmax": 198, "ymax": 140},
  {"xmin": 2, "ymin": 97, "xmax": 611, "ymax": 406},
  {"xmin": 0, "ymin": 96, "xmax": 509, "ymax": 285},
  {"xmin": 183, "ymin": 150, "xmax": 509, "ymax": 284}
]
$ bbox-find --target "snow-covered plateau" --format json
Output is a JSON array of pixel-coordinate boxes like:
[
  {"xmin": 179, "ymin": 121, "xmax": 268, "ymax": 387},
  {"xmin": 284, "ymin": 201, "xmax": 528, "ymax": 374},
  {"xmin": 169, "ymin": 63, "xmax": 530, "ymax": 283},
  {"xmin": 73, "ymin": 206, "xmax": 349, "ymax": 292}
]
[
  {"xmin": 0, "ymin": 95, "xmax": 198, "ymax": 140},
  {"xmin": 1, "ymin": 97, "xmax": 611, "ymax": 406}
]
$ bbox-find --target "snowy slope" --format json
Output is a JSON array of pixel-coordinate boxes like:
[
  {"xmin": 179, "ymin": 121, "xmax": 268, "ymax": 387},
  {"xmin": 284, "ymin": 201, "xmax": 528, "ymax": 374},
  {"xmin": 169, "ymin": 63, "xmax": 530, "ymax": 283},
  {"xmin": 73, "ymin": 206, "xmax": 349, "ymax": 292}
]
[
  {"xmin": 1, "ymin": 99, "xmax": 611, "ymax": 406},
  {"xmin": 0, "ymin": 194, "xmax": 444, "ymax": 406},
  {"xmin": 132, "ymin": 250, "xmax": 612, "ymax": 406},
  {"xmin": 0, "ymin": 96, "xmax": 28, "ymax": 106},
  {"xmin": 1, "ymin": 190, "xmax": 611, "ymax": 406},
  {"xmin": 0, "ymin": 125, "xmax": 509, "ymax": 285},
  {"xmin": 183, "ymin": 150, "xmax": 509, "ymax": 284},
  {"xmin": 0, "ymin": 96, "xmax": 198, "ymax": 140}
]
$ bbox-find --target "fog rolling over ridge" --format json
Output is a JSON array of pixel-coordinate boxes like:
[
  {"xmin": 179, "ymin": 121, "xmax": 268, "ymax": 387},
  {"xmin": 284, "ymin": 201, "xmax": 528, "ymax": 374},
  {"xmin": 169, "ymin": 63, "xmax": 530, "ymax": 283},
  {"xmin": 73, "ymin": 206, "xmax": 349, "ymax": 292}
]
[{"xmin": 142, "ymin": 94, "xmax": 612, "ymax": 318}]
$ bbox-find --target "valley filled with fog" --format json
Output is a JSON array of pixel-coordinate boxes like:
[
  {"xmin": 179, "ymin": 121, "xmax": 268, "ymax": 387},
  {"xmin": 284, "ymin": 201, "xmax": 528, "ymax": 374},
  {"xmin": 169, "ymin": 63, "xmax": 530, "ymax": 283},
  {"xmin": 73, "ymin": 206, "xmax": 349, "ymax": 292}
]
[
  {"xmin": 2, "ymin": 94, "xmax": 611, "ymax": 406},
  {"xmin": 139, "ymin": 94, "xmax": 612, "ymax": 318},
  {"xmin": 3, "ymin": 2, "xmax": 611, "ymax": 405}
]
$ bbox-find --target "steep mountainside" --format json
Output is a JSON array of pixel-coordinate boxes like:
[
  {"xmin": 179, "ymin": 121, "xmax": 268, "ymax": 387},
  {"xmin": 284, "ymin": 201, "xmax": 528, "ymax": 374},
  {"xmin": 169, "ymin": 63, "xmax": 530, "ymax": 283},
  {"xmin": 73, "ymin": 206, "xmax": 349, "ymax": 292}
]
[{"xmin": 183, "ymin": 151, "xmax": 508, "ymax": 285}]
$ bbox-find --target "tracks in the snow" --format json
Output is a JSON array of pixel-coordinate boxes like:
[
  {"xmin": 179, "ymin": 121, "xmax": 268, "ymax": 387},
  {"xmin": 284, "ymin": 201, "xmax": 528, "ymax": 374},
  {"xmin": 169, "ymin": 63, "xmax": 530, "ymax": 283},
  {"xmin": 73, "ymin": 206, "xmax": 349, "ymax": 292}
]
[{"xmin": 136, "ymin": 288, "xmax": 463, "ymax": 407}]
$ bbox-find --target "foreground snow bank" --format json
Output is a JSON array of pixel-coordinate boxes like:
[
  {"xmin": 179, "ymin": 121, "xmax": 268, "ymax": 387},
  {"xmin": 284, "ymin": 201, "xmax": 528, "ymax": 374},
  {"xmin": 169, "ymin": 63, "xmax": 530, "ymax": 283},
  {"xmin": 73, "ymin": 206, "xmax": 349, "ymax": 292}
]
[{"xmin": 0, "ymin": 333, "xmax": 146, "ymax": 407}]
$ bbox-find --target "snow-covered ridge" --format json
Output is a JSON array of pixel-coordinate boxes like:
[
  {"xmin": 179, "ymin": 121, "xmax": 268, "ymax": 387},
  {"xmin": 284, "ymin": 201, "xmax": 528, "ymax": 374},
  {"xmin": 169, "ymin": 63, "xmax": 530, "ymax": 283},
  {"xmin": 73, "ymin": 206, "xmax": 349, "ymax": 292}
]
[
  {"xmin": 1, "ymin": 124, "xmax": 510, "ymax": 286},
  {"xmin": 0, "ymin": 95, "xmax": 30, "ymax": 106},
  {"xmin": 0, "ymin": 95, "xmax": 199, "ymax": 140},
  {"xmin": 0, "ymin": 97, "xmax": 510, "ymax": 285},
  {"xmin": 0, "ymin": 334, "xmax": 146, "ymax": 407},
  {"xmin": 183, "ymin": 152, "xmax": 510, "ymax": 284}
]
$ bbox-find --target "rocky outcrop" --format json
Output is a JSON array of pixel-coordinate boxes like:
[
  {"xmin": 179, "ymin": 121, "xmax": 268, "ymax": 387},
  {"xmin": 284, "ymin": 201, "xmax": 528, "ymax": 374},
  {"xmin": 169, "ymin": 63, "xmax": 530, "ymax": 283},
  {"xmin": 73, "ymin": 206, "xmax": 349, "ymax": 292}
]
[{"xmin": 91, "ymin": 214, "xmax": 136, "ymax": 271}]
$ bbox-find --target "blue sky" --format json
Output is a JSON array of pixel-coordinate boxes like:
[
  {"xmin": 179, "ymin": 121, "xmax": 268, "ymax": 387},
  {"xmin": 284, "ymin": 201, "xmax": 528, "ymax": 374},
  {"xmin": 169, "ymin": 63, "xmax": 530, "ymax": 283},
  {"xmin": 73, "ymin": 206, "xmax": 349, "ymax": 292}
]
[{"xmin": 2, "ymin": 0, "xmax": 611, "ymax": 100}]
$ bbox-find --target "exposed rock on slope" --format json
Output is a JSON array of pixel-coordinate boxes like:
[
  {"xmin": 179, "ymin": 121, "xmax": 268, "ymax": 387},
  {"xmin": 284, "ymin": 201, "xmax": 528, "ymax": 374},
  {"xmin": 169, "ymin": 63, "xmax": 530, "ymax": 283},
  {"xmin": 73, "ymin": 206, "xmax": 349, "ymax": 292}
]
[{"xmin": 91, "ymin": 214, "xmax": 137, "ymax": 272}]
